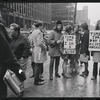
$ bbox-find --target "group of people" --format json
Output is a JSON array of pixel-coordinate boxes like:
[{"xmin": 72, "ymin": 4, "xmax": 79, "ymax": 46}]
[
  {"xmin": 29, "ymin": 19, "xmax": 100, "ymax": 86},
  {"xmin": 0, "ymin": 17, "xmax": 100, "ymax": 97}
]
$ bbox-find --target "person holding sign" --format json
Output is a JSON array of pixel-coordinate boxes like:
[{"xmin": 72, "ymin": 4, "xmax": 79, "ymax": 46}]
[
  {"xmin": 91, "ymin": 20, "xmax": 100, "ymax": 80},
  {"xmin": 59, "ymin": 25, "xmax": 74, "ymax": 78},
  {"xmin": 79, "ymin": 23, "xmax": 90, "ymax": 78}
]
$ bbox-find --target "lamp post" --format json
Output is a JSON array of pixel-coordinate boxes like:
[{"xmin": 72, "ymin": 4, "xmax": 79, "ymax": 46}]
[
  {"xmin": 73, "ymin": 3, "xmax": 77, "ymax": 25},
  {"xmin": 14, "ymin": 12, "xmax": 15, "ymax": 23}
]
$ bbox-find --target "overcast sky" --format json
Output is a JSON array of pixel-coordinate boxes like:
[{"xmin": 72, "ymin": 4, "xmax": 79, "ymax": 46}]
[{"xmin": 77, "ymin": 3, "xmax": 100, "ymax": 26}]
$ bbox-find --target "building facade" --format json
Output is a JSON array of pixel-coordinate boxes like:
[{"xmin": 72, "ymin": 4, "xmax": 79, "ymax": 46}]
[
  {"xmin": 0, "ymin": 3, "xmax": 52, "ymax": 29},
  {"xmin": 76, "ymin": 6, "xmax": 90, "ymax": 27},
  {"xmin": 51, "ymin": 3, "xmax": 76, "ymax": 28}
]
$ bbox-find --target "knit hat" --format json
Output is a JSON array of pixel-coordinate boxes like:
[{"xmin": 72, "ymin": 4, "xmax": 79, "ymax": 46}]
[
  {"xmin": 56, "ymin": 20, "xmax": 62, "ymax": 25},
  {"xmin": 34, "ymin": 20, "xmax": 43, "ymax": 27}
]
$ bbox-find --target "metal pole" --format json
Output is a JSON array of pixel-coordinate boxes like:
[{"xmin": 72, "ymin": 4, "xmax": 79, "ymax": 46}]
[
  {"xmin": 68, "ymin": 7, "xmax": 69, "ymax": 25},
  {"xmin": 74, "ymin": 3, "xmax": 77, "ymax": 25},
  {"xmin": 14, "ymin": 12, "xmax": 15, "ymax": 23}
]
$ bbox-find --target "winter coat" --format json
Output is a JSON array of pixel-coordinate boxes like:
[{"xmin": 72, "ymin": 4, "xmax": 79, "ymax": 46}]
[
  {"xmin": 10, "ymin": 33, "xmax": 31, "ymax": 60},
  {"xmin": 31, "ymin": 28, "xmax": 47, "ymax": 63},
  {"xmin": 48, "ymin": 30, "xmax": 62, "ymax": 57},
  {"xmin": 80, "ymin": 30, "xmax": 90, "ymax": 56}
]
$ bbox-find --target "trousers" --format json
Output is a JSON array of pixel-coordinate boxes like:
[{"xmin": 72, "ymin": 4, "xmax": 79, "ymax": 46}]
[{"xmin": 49, "ymin": 56, "xmax": 60, "ymax": 77}]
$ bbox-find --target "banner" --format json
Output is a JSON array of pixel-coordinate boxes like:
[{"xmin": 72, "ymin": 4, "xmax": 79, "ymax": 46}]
[
  {"xmin": 64, "ymin": 35, "xmax": 76, "ymax": 54},
  {"xmin": 89, "ymin": 31, "xmax": 100, "ymax": 51}
]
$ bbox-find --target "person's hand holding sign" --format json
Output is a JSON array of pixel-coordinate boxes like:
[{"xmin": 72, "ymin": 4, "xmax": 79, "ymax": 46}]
[
  {"xmin": 57, "ymin": 40, "xmax": 62, "ymax": 44},
  {"xmin": 83, "ymin": 53, "xmax": 86, "ymax": 57}
]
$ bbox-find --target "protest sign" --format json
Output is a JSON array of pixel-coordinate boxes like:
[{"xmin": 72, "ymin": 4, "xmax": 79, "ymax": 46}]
[
  {"xmin": 64, "ymin": 35, "xmax": 76, "ymax": 54},
  {"xmin": 89, "ymin": 30, "xmax": 100, "ymax": 51}
]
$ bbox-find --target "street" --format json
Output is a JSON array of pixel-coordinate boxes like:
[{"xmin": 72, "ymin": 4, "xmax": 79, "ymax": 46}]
[{"xmin": 7, "ymin": 54, "xmax": 100, "ymax": 97}]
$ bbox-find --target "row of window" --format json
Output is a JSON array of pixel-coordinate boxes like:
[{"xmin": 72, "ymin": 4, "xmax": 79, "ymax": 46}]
[{"xmin": 3, "ymin": 3, "xmax": 52, "ymax": 22}]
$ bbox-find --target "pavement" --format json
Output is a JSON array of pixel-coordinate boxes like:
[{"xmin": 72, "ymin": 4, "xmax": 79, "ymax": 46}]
[{"xmin": 7, "ymin": 54, "xmax": 100, "ymax": 97}]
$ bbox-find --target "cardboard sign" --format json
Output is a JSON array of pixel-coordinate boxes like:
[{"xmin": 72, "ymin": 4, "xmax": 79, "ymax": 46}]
[
  {"xmin": 89, "ymin": 31, "xmax": 100, "ymax": 51},
  {"xmin": 64, "ymin": 35, "xmax": 76, "ymax": 54}
]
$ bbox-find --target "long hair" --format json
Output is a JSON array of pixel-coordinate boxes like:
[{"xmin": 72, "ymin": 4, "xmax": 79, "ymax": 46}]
[
  {"xmin": 95, "ymin": 20, "xmax": 100, "ymax": 30},
  {"xmin": 53, "ymin": 25, "xmax": 63, "ymax": 33},
  {"xmin": 65, "ymin": 25, "xmax": 73, "ymax": 33},
  {"xmin": 81, "ymin": 23, "xmax": 89, "ymax": 31}
]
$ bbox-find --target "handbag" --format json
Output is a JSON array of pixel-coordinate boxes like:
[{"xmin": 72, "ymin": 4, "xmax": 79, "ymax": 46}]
[
  {"xmin": 3, "ymin": 70, "xmax": 23, "ymax": 97},
  {"xmin": 79, "ymin": 54, "xmax": 89, "ymax": 63}
]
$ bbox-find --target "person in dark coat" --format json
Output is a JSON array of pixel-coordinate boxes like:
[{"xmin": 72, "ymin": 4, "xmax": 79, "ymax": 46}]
[
  {"xmin": 48, "ymin": 20, "xmax": 63, "ymax": 80},
  {"xmin": 9, "ymin": 23, "xmax": 31, "ymax": 72},
  {"xmin": 91, "ymin": 20, "xmax": 100, "ymax": 80},
  {"xmin": 79, "ymin": 23, "xmax": 90, "ymax": 77},
  {"xmin": 0, "ymin": 20, "xmax": 26, "ymax": 98},
  {"xmin": 9, "ymin": 23, "xmax": 30, "ymax": 90}
]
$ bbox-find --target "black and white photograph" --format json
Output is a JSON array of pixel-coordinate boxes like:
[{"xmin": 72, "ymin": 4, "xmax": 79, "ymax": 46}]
[{"xmin": 0, "ymin": 2, "xmax": 100, "ymax": 98}]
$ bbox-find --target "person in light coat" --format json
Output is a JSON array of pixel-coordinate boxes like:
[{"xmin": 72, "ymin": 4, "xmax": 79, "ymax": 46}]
[
  {"xmin": 31, "ymin": 20, "xmax": 47, "ymax": 85},
  {"xmin": 91, "ymin": 20, "xmax": 100, "ymax": 80}
]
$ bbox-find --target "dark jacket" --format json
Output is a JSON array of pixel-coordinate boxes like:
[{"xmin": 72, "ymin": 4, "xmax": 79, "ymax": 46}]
[
  {"xmin": 0, "ymin": 23, "xmax": 11, "ymax": 43},
  {"xmin": 10, "ymin": 33, "xmax": 31, "ymax": 60},
  {"xmin": 80, "ymin": 30, "xmax": 89, "ymax": 55}
]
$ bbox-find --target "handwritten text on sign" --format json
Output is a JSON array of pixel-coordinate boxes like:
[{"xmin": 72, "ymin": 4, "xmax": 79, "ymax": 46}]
[
  {"xmin": 64, "ymin": 35, "xmax": 76, "ymax": 54},
  {"xmin": 89, "ymin": 31, "xmax": 100, "ymax": 51}
]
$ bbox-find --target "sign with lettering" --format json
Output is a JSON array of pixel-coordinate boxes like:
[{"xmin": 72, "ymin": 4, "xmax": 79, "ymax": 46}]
[
  {"xmin": 89, "ymin": 31, "xmax": 100, "ymax": 51},
  {"xmin": 64, "ymin": 35, "xmax": 76, "ymax": 54}
]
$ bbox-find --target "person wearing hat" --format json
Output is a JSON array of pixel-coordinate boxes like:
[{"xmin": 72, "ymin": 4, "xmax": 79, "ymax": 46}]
[
  {"xmin": 48, "ymin": 20, "xmax": 63, "ymax": 80},
  {"xmin": 31, "ymin": 20, "xmax": 47, "ymax": 85},
  {"xmin": 79, "ymin": 23, "xmax": 90, "ymax": 77}
]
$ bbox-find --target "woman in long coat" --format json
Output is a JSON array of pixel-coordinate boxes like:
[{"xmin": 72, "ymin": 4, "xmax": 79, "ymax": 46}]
[
  {"xmin": 91, "ymin": 20, "xmax": 100, "ymax": 80},
  {"xmin": 79, "ymin": 23, "xmax": 90, "ymax": 77}
]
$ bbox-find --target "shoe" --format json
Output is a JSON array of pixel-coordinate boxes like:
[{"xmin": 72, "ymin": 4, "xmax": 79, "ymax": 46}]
[
  {"xmin": 79, "ymin": 73, "xmax": 85, "ymax": 77},
  {"xmin": 29, "ymin": 74, "xmax": 34, "ymax": 78},
  {"xmin": 62, "ymin": 73, "xmax": 65, "ymax": 76},
  {"xmin": 50, "ymin": 76, "xmax": 53, "ymax": 80},
  {"xmin": 82, "ymin": 71, "xmax": 85, "ymax": 74},
  {"xmin": 84, "ymin": 71, "xmax": 89, "ymax": 76},
  {"xmin": 91, "ymin": 76, "xmax": 97, "ymax": 80},
  {"xmin": 55, "ymin": 73, "xmax": 60, "ymax": 78},
  {"xmin": 17, "ymin": 92, "xmax": 24, "ymax": 97},
  {"xmin": 34, "ymin": 82, "xmax": 44, "ymax": 85},
  {"xmin": 38, "ymin": 78, "xmax": 44, "ymax": 82}
]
